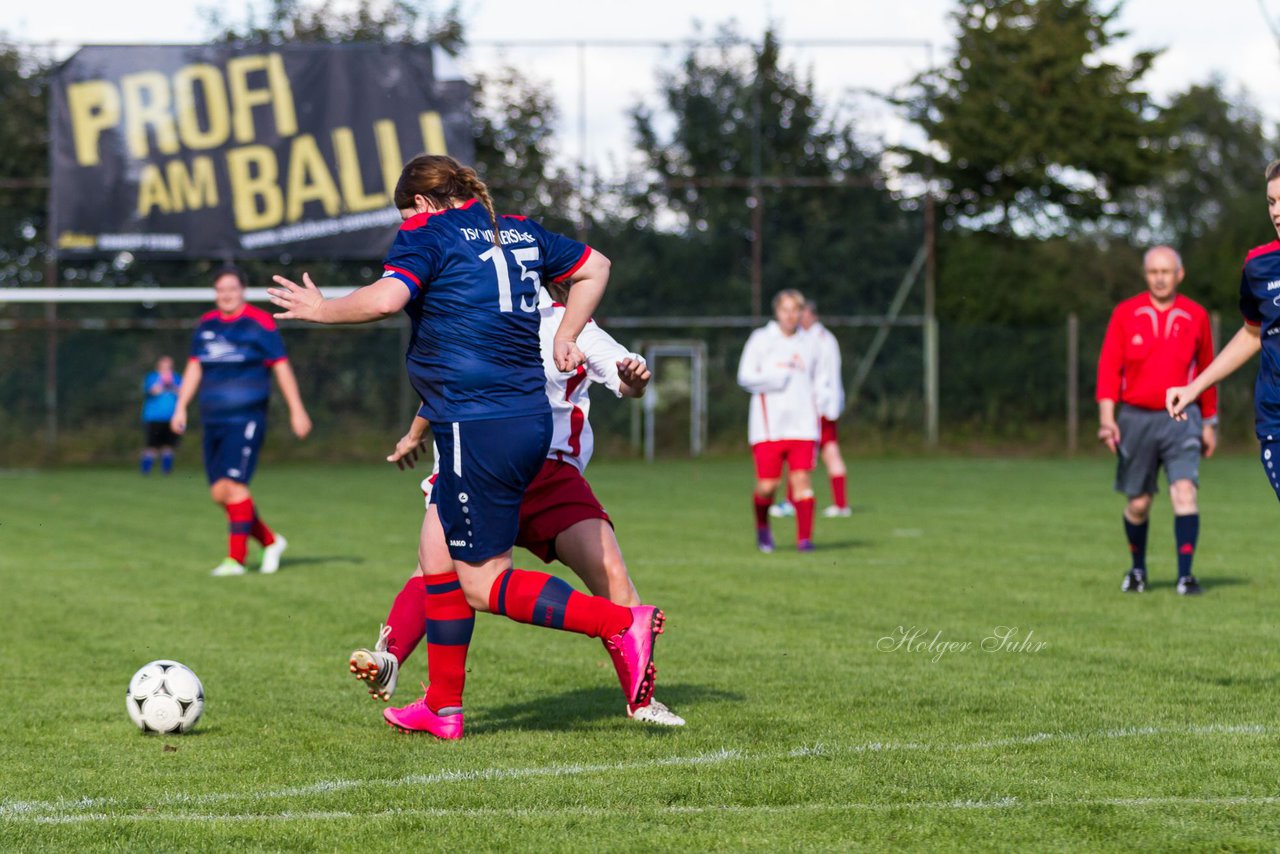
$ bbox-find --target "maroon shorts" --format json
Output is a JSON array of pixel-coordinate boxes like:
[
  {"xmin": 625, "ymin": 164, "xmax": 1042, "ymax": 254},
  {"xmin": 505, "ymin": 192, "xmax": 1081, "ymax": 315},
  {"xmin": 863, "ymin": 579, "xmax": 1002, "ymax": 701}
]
[
  {"xmin": 515, "ymin": 459, "xmax": 612, "ymax": 563},
  {"xmin": 820, "ymin": 417, "xmax": 839, "ymax": 446},
  {"xmin": 752, "ymin": 440, "xmax": 817, "ymax": 480}
]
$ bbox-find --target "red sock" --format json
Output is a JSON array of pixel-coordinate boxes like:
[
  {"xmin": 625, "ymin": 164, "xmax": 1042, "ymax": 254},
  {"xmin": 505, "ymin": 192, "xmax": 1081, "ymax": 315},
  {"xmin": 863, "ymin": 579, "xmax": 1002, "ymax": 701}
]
[
  {"xmin": 423, "ymin": 571, "xmax": 474, "ymax": 713},
  {"xmin": 225, "ymin": 499, "xmax": 254, "ymax": 563},
  {"xmin": 796, "ymin": 496, "xmax": 815, "ymax": 543},
  {"xmin": 831, "ymin": 475, "xmax": 848, "ymax": 509},
  {"xmin": 384, "ymin": 576, "xmax": 427, "ymax": 663},
  {"xmin": 488, "ymin": 568, "xmax": 630, "ymax": 639},
  {"xmin": 250, "ymin": 512, "xmax": 276, "ymax": 547},
  {"xmin": 753, "ymin": 494, "xmax": 772, "ymax": 529}
]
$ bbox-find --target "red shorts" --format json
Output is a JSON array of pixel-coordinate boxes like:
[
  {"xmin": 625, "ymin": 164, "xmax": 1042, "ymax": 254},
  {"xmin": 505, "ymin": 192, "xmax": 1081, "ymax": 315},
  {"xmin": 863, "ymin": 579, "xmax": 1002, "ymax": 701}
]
[
  {"xmin": 820, "ymin": 417, "xmax": 839, "ymax": 446},
  {"xmin": 752, "ymin": 440, "xmax": 817, "ymax": 480},
  {"xmin": 515, "ymin": 459, "xmax": 612, "ymax": 563}
]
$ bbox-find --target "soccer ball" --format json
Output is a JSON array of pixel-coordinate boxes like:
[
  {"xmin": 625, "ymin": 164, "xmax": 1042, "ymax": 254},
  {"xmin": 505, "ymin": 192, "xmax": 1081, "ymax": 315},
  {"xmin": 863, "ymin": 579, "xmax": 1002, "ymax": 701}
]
[{"xmin": 125, "ymin": 660, "xmax": 204, "ymax": 734}]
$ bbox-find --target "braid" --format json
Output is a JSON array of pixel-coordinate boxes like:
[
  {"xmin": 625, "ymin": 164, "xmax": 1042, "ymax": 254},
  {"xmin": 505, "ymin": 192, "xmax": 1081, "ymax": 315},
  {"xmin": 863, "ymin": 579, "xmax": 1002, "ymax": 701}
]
[
  {"xmin": 460, "ymin": 168, "xmax": 502, "ymax": 249},
  {"xmin": 394, "ymin": 154, "xmax": 502, "ymax": 248}
]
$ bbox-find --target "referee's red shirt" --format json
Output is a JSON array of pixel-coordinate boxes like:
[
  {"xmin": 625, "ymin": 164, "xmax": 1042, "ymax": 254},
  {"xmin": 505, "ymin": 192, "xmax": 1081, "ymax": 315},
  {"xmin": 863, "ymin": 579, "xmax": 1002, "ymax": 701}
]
[{"xmin": 1096, "ymin": 292, "xmax": 1217, "ymax": 418}]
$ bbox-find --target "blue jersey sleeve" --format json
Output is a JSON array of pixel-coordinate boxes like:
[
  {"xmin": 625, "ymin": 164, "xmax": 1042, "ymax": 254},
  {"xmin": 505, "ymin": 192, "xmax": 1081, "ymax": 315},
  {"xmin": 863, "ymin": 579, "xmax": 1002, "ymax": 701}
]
[
  {"xmin": 1241, "ymin": 267, "xmax": 1264, "ymax": 326},
  {"xmin": 144, "ymin": 371, "xmax": 159, "ymax": 395},
  {"xmin": 382, "ymin": 221, "xmax": 444, "ymax": 296},
  {"xmin": 524, "ymin": 218, "xmax": 590, "ymax": 283},
  {"xmin": 259, "ymin": 325, "xmax": 287, "ymax": 364}
]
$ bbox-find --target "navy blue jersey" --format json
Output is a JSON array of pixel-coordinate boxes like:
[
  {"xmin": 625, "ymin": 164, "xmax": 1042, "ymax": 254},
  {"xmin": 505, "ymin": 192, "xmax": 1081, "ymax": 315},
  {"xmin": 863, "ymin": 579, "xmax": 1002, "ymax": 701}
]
[
  {"xmin": 381, "ymin": 199, "xmax": 589, "ymax": 422},
  {"xmin": 189, "ymin": 305, "xmax": 287, "ymax": 424},
  {"xmin": 1239, "ymin": 240, "xmax": 1280, "ymax": 436}
]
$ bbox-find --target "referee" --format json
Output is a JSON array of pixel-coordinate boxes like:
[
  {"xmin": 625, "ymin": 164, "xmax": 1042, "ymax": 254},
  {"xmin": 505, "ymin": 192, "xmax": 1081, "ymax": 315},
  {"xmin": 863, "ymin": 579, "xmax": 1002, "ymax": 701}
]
[{"xmin": 1097, "ymin": 245, "xmax": 1217, "ymax": 595}]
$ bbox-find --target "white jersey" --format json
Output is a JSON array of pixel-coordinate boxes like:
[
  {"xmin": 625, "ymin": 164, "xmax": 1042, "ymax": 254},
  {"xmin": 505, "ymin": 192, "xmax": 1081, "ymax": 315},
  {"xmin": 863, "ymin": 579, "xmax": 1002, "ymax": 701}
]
[
  {"xmin": 539, "ymin": 299, "xmax": 640, "ymax": 473},
  {"xmin": 806, "ymin": 321, "xmax": 845, "ymax": 421},
  {"xmin": 737, "ymin": 320, "xmax": 821, "ymax": 444},
  {"xmin": 422, "ymin": 298, "xmax": 640, "ymax": 498}
]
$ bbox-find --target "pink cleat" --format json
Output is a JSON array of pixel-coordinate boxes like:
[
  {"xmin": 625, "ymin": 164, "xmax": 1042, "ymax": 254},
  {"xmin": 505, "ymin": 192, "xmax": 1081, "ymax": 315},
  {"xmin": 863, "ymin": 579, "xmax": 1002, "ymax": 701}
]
[
  {"xmin": 383, "ymin": 691, "xmax": 464, "ymax": 740},
  {"xmin": 604, "ymin": 606, "xmax": 665, "ymax": 707}
]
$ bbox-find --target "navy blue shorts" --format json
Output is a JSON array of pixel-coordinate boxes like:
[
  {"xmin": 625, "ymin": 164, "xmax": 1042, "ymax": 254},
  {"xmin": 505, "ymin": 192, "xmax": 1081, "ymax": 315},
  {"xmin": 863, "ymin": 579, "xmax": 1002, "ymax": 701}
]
[
  {"xmin": 1261, "ymin": 437, "xmax": 1280, "ymax": 502},
  {"xmin": 431, "ymin": 412, "xmax": 552, "ymax": 562},
  {"xmin": 202, "ymin": 416, "xmax": 267, "ymax": 485}
]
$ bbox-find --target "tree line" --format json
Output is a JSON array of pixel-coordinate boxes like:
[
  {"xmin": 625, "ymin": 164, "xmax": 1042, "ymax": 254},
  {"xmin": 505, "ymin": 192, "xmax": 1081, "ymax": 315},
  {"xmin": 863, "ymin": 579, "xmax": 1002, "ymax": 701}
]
[{"xmin": 1, "ymin": 0, "xmax": 1277, "ymax": 450}]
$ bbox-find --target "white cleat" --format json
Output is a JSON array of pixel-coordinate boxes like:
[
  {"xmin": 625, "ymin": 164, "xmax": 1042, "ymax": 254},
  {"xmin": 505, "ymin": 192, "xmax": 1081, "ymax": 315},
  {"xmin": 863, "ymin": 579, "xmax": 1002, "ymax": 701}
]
[
  {"xmin": 211, "ymin": 558, "xmax": 247, "ymax": 577},
  {"xmin": 259, "ymin": 535, "xmax": 287, "ymax": 574},
  {"xmin": 628, "ymin": 698, "xmax": 686, "ymax": 726},
  {"xmin": 822, "ymin": 506, "xmax": 852, "ymax": 518},
  {"xmin": 350, "ymin": 624, "xmax": 399, "ymax": 701}
]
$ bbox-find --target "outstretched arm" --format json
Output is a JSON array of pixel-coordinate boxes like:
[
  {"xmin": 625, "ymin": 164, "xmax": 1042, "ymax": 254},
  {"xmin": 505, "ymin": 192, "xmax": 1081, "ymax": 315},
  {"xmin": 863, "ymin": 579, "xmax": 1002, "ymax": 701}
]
[
  {"xmin": 169, "ymin": 360, "xmax": 202, "ymax": 434},
  {"xmin": 1167, "ymin": 323, "xmax": 1262, "ymax": 419},
  {"xmin": 268, "ymin": 273, "xmax": 411, "ymax": 324}
]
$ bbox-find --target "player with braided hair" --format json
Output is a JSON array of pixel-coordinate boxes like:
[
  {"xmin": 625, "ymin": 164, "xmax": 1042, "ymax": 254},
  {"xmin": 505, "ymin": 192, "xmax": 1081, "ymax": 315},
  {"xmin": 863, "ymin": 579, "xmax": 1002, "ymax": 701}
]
[{"xmin": 268, "ymin": 154, "xmax": 666, "ymax": 739}]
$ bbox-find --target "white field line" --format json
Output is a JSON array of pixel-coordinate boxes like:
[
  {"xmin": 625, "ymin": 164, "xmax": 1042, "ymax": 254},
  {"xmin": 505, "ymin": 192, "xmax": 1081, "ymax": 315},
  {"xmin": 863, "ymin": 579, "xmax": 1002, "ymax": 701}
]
[
  {"xmin": 0, "ymin": 723, "xmax": 1269, "ymax": 823},
  {"xmin": 19, "ymin": 795, "xmax": 1280, "ymax": 825}
]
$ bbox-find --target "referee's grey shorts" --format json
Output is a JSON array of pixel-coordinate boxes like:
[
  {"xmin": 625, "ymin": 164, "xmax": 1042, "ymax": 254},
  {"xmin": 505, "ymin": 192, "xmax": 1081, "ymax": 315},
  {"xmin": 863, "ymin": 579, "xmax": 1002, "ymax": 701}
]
[{"xmin": 1114, "ymin": 403, "xmax": 1202, "ymax": 497}]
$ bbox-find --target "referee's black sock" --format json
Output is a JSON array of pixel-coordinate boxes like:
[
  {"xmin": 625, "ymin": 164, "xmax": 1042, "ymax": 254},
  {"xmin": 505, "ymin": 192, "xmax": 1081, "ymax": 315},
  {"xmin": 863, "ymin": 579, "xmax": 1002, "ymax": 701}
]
[
  {"xmin": 1124, "ymin": 516, "xmax": 1148, "ymax": 571},
  {"xmin": 1175, "ymin": 514, "xmax": 1199, "ymax": 579}
]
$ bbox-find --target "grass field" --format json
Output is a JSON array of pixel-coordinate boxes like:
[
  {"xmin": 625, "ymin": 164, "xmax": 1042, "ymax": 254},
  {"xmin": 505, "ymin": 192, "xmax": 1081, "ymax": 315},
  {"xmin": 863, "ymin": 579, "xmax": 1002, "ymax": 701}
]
[{"xmin": 4, "ymin": 453, "xmax": 1280, "ymax": 851}]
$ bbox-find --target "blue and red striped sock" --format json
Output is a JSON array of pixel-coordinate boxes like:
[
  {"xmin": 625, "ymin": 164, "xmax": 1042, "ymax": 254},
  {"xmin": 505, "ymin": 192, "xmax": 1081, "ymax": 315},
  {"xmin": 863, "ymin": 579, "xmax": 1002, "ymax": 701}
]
[
  {"xmin": 423, "ymin": 571, "xmax": 474, "ymax": 713},
  {"xmin": 225, "ymin": 499, "xmax": 254, "ymax": 564},
  {"xmin": 488, "ymin": 569, "xmax": 630, "ymax": 639}
]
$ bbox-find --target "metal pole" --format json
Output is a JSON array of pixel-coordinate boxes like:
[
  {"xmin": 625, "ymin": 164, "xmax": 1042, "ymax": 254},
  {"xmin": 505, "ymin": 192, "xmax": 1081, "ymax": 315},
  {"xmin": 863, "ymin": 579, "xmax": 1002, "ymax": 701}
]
[
  {"xmin": 643, "ymin": 344, "xmax": 657, "ymax": 462},
  {"xmin": 576, "ymin": 40, "xmax": 588, "ymax": 243},
  {"xmin": 924, "ymin": 316, "xmax": 939, "ymax": 448},
  {"xmin": 44, "ymin": 258, "xmax": 58, "ymax": 455},
  {"xmin": 923, "ymin": 193, "xmax": 938, "ymax": 448},
  {"xmin": 1067, "ymin": 312, "xmax": 1079, "ymax": 454},
  {"xmin": 750, "ymin": 191, "xmax": 764, "ymax": 321}
]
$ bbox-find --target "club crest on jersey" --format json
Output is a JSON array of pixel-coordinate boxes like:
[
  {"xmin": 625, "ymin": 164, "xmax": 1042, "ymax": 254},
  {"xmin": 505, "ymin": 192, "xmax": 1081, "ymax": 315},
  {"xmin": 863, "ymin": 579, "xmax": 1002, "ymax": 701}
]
[{"xmin": 1131, "ymin": 334, "xmax": 1143, "ymax": 346}]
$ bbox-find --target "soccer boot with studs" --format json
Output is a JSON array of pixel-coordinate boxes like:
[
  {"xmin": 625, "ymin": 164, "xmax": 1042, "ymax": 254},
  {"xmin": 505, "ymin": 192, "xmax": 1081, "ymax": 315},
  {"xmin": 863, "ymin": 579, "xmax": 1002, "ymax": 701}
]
[{"xmin": 349, "ymin": 624, "xmax": 399, "ymax": 701}]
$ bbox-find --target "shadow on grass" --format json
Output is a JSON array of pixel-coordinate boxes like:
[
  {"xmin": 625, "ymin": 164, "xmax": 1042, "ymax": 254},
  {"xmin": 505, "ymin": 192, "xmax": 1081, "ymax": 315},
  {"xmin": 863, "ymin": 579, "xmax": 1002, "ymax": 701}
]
[
  {"xmin": 1142, "ymin": 576, "xmax": 1250, "ymax": 592},
  {"xmin": 470, "ymin": 682, "xmax": 744, "ymax": 733},
  {"xmin": 279, "ymin": 555, "xmax": 366, "ymax": 569}
]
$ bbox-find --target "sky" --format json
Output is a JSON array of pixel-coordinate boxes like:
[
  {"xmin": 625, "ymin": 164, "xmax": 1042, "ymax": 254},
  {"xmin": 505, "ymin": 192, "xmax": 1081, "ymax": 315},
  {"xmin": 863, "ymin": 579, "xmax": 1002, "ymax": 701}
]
[{"xmin": 8, "ymin": 0, "xmax": 1280, "ymax": 180}]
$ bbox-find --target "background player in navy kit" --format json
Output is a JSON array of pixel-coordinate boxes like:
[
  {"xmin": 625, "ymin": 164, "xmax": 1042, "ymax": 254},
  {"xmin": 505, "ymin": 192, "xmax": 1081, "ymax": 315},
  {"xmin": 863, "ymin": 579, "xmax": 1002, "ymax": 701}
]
[
  {"xmin": 267, "ymin": 155, "xmax": 665, "ymax": 740},
  {"xmin": 171, "ymin": 267, "xmax": 312, "ymax": 577},
  {"xmin": 1170, "ymin": 160, "xmax": 1280, "ymax": 523}
]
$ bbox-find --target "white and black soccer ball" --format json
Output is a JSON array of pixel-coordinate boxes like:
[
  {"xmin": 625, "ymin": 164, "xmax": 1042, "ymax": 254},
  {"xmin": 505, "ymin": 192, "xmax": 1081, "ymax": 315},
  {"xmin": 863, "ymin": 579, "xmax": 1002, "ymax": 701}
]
[{"xmin": 126, "ymin": 660, "xmax": 204, "ymax": 734}]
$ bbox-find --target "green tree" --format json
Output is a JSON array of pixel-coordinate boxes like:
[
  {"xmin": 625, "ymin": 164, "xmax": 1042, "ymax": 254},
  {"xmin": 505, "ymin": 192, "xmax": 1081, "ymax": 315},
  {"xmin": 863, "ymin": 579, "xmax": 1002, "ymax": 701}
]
[
  {"xmin": 899, "ymin": 0, "xmax": 1166, "ymax": 234},
  {"xmin": 471, "ymin": 67, "xmax": 576, "ymax": 234},
  {"xmin": 0, "ymin": 42, "xmax": 52, "ymax": 286},
  {"xmin": 205, "ymin": 0, "xmax": 464, "ymax": 51},
  {"xmin": 1139, "ymin": 81, "xmax": 1279, "ymax": 310},
  {"xmin": 621, "ymin": 26, "xmax": 915, "ymax": 317}
]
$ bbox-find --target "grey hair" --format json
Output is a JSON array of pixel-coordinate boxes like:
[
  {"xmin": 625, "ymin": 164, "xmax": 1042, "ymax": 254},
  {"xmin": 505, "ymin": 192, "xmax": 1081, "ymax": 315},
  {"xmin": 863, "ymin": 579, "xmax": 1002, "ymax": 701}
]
[{"xmin": 1143, "ymin": 245, "xmax": 1182, "ymax": 271}]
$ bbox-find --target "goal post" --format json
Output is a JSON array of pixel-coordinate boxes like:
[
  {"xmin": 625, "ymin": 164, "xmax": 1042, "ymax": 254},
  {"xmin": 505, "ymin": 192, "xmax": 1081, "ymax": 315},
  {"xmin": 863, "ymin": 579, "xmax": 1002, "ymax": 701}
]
[{"xmin": 632, "ymin": 339, "xmax": 707, "ymax": 461}]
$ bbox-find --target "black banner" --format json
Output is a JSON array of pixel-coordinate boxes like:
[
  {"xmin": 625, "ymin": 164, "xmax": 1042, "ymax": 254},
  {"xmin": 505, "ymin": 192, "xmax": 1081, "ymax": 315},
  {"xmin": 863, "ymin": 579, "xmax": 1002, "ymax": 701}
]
[{"xmin": 50, "ymin": 44, "xmax": 473, "ymax": 259}]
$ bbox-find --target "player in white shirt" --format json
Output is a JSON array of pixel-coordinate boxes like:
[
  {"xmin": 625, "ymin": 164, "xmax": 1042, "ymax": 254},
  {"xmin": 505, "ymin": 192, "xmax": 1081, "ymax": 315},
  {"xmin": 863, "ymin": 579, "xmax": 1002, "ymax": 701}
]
[
  {"xmin": 802, "ymin": 300, "xmax": 851, "ymax": 517},
  {"xmin": 737, "ymin": 288, "xmax": 822, "ymax": 553},
  {"xmin": 349, "ymin": 287, "xmax": 685, "ymax": 726}
]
